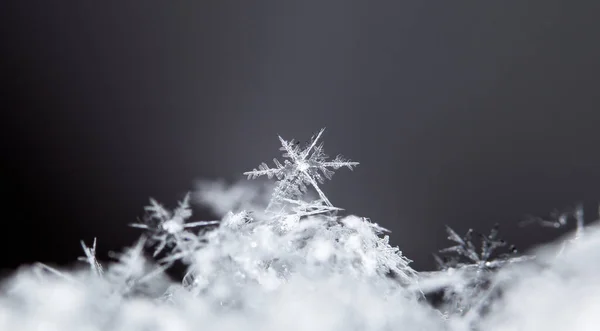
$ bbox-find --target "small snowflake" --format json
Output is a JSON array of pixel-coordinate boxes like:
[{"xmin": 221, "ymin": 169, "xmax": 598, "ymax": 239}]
[
  {"xmin": 437, "ymin": 224, "xmax": 518, "ymax": 270},
  {"xmin": 432, "ymin": 224, "xmax": 527, "ymax": 318},
  {"xmin": 130, "ymin": 193, "xmax": 219, "ymax": 256}
]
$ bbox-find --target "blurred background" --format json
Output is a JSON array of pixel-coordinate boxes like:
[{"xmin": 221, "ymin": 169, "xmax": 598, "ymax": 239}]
[{"xmin": 2, "ymin": 1, "xmax": 600, "ymax": 272}]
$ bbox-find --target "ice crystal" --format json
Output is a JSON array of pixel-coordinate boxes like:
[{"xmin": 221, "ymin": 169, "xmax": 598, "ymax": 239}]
[
  {"xmin": 269, "ymin": 198, "xmax": 343, "ymax": 231},
  {"xmin": 78, "ymin": 238, "xmax": 104, "ymax": 277},
  {"xmin": 436, "ymin": 224, "xmax": 518, "ymax": 271},
  {"xmin": 105, "ymin": 237, "xmax": 171, "ymax": 297},
  {"xmin": 244, "ymin": 128, "xmax": 358, "ymax": 211},
  {"xmin": 130, "ymin": 193, "xmax": 219, "ymax": 257},
  {"xmin": 424, "ymin": 224, "xmax": 527, "ymax": 319}
]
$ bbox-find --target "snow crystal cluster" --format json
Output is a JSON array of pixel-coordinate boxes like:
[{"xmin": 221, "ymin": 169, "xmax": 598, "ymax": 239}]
[{"xmin": 1, "ymin": 129, "xmax": 599, "ymax": 331}]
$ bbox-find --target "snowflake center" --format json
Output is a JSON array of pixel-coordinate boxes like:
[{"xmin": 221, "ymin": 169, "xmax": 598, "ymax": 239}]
[
  {"xmin": 162, "ymin": 219, "xmax": 184, "ymax": 234},
  {"xmin": 297, "ymin": 161, "xmax": 309, "ymax": 172}
]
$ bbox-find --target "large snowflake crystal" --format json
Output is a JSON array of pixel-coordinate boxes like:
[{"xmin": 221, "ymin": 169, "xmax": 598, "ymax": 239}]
[{"xmin": 244, "ymin": 128, "xmax": 358, "ymax": 211}]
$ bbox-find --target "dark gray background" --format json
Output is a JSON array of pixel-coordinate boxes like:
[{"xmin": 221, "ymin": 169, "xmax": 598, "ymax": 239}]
[{"xmin": 2, "ymin": 1, "xmax": 600, "ymax": 271}]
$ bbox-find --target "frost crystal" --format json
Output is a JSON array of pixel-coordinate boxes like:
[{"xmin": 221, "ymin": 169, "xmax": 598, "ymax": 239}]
[
  {"xmin": 425, "ymin": 224, "xmax": 527, "ymax": 320},
  {"xmin": 130, "ymin": 193, "xmax": 219, "ymax": 257},
  {"xmin": 437, "ymin": 224, "xmax": 518, "ymax": 270},
  {"xmin": 105, "ymin": 237, "xmax": 170, "ymax": 297},
  {"xmin": 244, "ymin": 128, "xmax": 358, "ymax": 211},
  {"xmin": 78, "ymin": 238, "xmax": 104, "ymax": 277}
]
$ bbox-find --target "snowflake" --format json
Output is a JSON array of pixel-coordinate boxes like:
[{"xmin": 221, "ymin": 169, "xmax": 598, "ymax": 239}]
[
  {"xmin": 130, "ymin": 193, "xmax": 219, "ymax": 257},
  {"xmin": 436, "ymin": 224, "xmax": 518, "ymax": 271},
  {"xmin": 243, "ymin": 128, "xmax": 358, "ymax": 211}
]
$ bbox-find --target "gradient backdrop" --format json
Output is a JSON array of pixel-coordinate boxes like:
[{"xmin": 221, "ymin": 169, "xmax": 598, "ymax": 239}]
[{"xmin": 2, "ymin": 1, "xmax": 600, "ymax": 272}]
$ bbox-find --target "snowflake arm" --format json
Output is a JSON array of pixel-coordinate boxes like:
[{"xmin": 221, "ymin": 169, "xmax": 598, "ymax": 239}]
[
  {"xmin": 279, "ymin": 135, "xmax": 302, "ymax": 162},
  {"xmin": 439, "ymin": 226, "xmax": 480, "ymax": 264},
  {"xmin": 78, "ymin": 238, "xmax": 104, "ymax": 277},
  {"xmin": 33, "ymin": 262, "xmax": 79, "ymax": 283},
  {"xmin": 299, "ymin": 128, "xmax": 324, "ymax": 160},
  {"xmin": 145, "ymin": 198, "xmax": 171, "ymax": 222},
  {"xmin": 281, "ymin": 198, "xmax": 343, "ymax": 217},
  {"xmin": 184, "ymin": 220, "xmax": 221, "ymax": 228}
]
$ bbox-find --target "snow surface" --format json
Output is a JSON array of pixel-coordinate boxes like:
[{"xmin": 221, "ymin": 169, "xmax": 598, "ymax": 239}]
[{"xmin": 1, "ymin": 129, "xmax": 598, "ymax": 331}]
